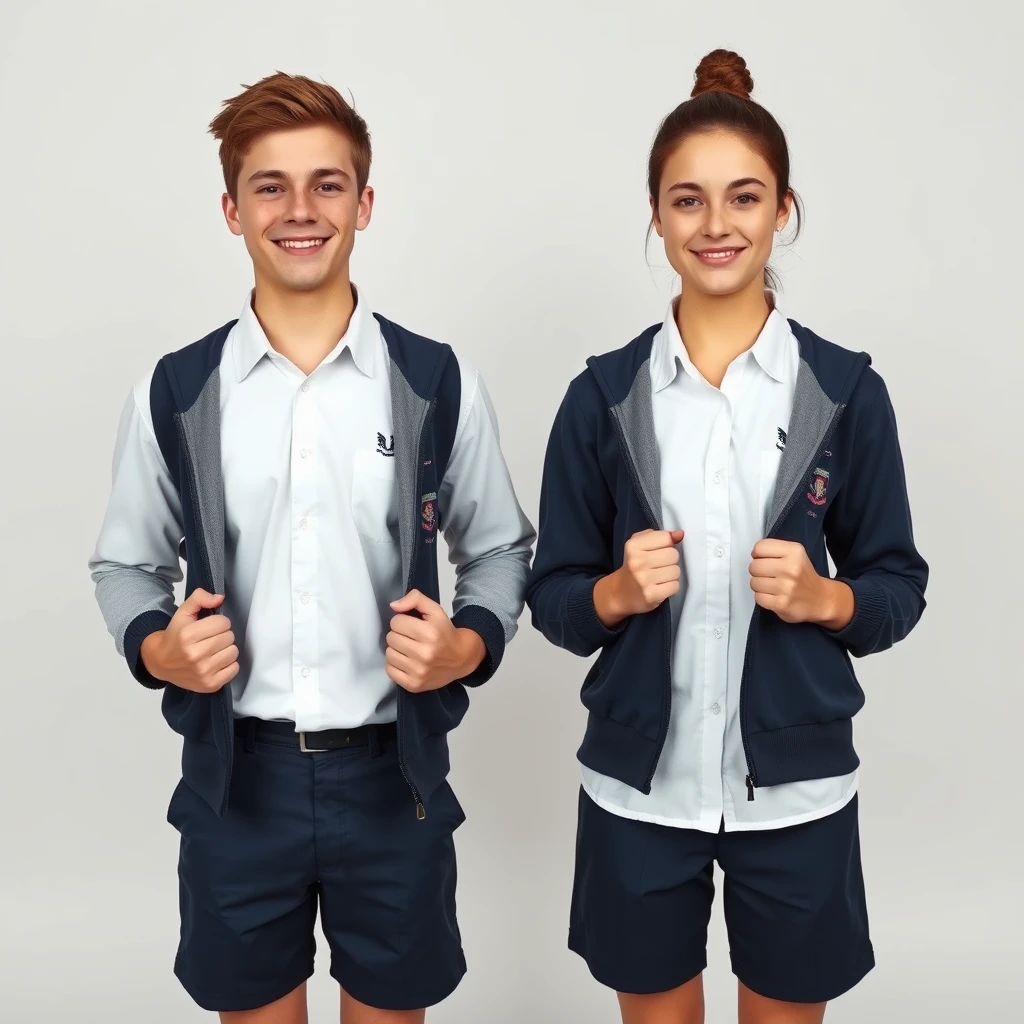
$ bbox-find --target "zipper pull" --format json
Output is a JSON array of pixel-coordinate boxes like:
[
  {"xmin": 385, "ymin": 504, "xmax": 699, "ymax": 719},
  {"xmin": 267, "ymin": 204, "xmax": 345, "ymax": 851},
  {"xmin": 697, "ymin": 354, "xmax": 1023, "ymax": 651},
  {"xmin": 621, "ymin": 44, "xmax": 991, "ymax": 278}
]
[
  {"xmin": 745, "ymin": 775, "xmax": 755, "ymax": 802},
  {"xmin": 416, "ymin": 801, "xmax": 426, "ymax": 821}
]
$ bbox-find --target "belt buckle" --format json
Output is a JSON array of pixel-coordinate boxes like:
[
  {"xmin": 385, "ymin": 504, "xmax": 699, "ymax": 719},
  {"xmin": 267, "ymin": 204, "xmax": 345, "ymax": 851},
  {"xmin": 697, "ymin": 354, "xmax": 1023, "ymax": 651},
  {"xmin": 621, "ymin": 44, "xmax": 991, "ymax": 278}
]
[{"xmin": 298, "ymin": 732, "xmax": 327, "ymax": 753}]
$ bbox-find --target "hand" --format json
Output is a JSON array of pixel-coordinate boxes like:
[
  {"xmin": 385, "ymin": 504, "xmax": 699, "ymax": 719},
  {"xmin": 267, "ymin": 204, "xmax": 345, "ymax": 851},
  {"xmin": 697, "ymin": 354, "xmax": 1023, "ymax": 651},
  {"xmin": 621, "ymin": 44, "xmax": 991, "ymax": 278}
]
[
  {"xmin": 139, "ymin": 589, "xmax": 239, "ymax": 692},
  {"xmin": 749, "ymin": 540, "xmax": 853, "ymax": 628},
  {"xmin": 386, "ymin": 590, "xmax": 485, "ymax": 693},
  {"xmin": 594, "ymin": 529, "xmax": 684, "ymax": 627}
]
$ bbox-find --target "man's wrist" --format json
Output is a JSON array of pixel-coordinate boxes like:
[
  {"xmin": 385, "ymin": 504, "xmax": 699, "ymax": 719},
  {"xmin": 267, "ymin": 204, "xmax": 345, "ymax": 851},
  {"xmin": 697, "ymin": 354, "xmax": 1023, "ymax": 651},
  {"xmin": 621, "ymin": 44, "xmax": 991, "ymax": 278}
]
[
  {"xmin": 815, "ymin": 579, "xmax": 855, "ymax": 631},
  {"xmin": 139, "ymin": 630, "xmax": 166, "ymax": 677},
  {"xmin": 453, "ymin": 627, "xmax": 487, "ymax": 677}
]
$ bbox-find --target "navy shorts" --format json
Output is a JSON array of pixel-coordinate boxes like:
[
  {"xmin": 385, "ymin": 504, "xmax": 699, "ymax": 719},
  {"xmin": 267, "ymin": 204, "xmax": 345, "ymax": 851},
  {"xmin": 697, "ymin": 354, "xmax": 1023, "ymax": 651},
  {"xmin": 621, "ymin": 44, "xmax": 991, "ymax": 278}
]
[
  {"xmin": 166, "ymin": 718, "xmax": 467, "ymax": 1013},
  {"xmin": 569, "ymin": 788, "xmax": 874, "ymax": 1004}
]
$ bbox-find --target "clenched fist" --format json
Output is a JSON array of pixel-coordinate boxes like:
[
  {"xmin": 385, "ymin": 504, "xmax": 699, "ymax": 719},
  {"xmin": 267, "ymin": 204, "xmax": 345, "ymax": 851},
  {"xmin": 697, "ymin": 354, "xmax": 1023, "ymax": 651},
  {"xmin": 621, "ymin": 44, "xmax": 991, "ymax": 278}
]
[
  {"xmin": 749, "ymin": 539, "xmax": 854, "ymax": 629},
  {"xmin": 594, "ymin": 528, "xmax": 685, "ymax": 627},
  {"xmin": 139, "ymin": 589, "xmax": 239, "ymax": 693}
]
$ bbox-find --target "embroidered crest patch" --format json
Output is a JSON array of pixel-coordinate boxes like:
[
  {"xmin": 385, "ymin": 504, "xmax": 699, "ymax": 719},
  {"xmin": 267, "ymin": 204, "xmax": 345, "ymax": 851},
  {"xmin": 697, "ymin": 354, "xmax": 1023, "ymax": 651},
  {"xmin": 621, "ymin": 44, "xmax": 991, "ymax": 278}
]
[
  {"xmin": 421, "ymin": 492, "xmax": 437, "ymax": 541},
  {"xmin": 807, "ymin": 468, "xmax": 830, "ymax": 507}
]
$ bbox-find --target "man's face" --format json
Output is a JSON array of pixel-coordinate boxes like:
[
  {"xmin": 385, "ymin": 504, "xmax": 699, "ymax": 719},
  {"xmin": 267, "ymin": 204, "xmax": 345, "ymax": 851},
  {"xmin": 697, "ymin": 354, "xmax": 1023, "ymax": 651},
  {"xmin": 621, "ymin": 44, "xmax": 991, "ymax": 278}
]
[{"xmin": 223, "ymin": 124, "xmax": 373, "ymax": 295}]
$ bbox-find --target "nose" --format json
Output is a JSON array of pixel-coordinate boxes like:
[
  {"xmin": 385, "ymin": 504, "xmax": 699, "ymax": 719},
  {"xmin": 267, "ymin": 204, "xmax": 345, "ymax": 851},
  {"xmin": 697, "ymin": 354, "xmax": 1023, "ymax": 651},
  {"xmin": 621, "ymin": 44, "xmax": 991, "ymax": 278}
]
[
  {"xmin": 283, "ymin": 188, "xmax": 317, "ymax": 224},
  {"xmin": 701, "ymin": 201, "xmax": 730, "ymax": 240}
]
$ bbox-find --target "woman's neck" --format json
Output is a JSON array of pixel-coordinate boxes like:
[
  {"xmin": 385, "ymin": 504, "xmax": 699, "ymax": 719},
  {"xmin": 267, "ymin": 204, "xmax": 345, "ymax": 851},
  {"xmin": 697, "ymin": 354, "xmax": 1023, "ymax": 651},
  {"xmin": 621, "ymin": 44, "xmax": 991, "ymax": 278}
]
[{"xmin": 675, "ymin": 279, "xmax": 772, "ymax": 388}]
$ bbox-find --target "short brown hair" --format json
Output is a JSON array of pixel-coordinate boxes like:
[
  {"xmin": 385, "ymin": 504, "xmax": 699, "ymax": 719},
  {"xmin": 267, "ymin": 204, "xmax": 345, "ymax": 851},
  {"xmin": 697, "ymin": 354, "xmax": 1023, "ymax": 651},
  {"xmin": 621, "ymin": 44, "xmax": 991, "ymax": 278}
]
[{"xmin": 208, "ymin": 71, "xmax": 372, "ymax": 202}]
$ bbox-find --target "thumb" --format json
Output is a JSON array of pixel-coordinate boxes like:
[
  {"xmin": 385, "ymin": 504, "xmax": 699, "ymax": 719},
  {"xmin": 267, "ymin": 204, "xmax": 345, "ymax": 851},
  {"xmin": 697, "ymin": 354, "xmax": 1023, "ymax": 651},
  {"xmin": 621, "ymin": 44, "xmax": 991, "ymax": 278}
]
[
  {"xmin": 669, "ymin": 529, "xmax": 685, "ymax": 544},
  {"xmin": 181, "ymin": 588, "xmax": 224, "ymax": 617},
  {"xmin": 390, "ymin": 589, "xmax": 440, "ymax": 618}
]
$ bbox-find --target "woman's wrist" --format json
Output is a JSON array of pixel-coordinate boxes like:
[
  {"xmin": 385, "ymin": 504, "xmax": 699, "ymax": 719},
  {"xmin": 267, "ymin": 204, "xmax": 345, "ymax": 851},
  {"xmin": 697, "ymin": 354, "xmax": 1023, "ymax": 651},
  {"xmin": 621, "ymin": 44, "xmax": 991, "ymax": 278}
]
[{"xmin": 593, "ymin": 570, "xmax": 628, "ymax": 628}]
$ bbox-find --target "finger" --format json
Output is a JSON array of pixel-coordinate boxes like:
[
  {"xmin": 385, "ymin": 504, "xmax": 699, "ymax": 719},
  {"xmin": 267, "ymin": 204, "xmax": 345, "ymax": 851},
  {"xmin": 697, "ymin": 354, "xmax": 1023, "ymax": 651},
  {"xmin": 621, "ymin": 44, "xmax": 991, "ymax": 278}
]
[
  {"xmin": 647, "ymin": 565, "xmax": 681, "ymax": 586},
  {"xmin": 751, "ymin": 539, "xmax": 792, "ymax": 559},
  {"xmin": 668, "ymin": 529, "xmax": 685, "ymax": 544},
  {"xmin": 184, "ymin": 615, "xmax": 233, "ymax": 644},
  {"xmin": 202, "ymin": 644, "xmax": 239, "ymax": 675},
  {"xmin": 748, "ymin": 558, "xmax": 779, "ymax": 578},
  {"xmin": 749, "ymin": 576, "xmax": 783, "ymax": 595},
  {"xmin": 190, "ymin": 628, "xmax": 236, "ymax": 661},
  {"xmin": 209, "ymin": 662, "xmax": 240, "ymax": 690},
  {"xmin": 389, "ymin": 613, "xmax": 435, "ymax": 643},
  {"xmin": 644, "ymin": 546, "xmax": 682, "ymax": 569},
  {"xmin": 386, "ymin": 630, "xmax": 423, "ymax": 659},
  {"xmin": 386, "ymin": 646, "xmax": 418, "ymax": 674},
  {"xmin": 389, "ymin": 589, "xmax": 445, "ymax": 619},
  {"xmin": 180, "ymin": 589, "xmax": 225, "ymax": 617},
  {"xmin": 638, "ymin": 530, "xmax": 684, "ymax": 551}
]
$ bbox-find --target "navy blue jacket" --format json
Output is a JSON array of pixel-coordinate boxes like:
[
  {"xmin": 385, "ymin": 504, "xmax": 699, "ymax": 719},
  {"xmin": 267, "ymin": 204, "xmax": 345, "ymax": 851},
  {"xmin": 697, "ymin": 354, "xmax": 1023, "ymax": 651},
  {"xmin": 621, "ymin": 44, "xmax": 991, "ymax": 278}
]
[{"xmin": 526, "ymin": 318, "xmax": 928, "ymax": 798}]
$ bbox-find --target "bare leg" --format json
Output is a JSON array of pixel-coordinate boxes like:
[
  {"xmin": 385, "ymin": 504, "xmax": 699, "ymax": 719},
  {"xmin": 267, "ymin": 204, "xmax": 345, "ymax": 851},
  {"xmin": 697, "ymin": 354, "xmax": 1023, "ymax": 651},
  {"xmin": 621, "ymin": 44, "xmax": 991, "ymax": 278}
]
[
  {"xmin": 340, "ymin": 987, "xmax": 426, "ymax": 1024},
  {"xmin": 219, "ymin": 982, "xmax": 308, "ymax": 1024},
  {"xmin": 617, "ymin": 974, "xmax": 705, "ymax": 1024},
  {"xmin": 737, "ymin": 981, "xmax": 826, "ymax": 1024}
]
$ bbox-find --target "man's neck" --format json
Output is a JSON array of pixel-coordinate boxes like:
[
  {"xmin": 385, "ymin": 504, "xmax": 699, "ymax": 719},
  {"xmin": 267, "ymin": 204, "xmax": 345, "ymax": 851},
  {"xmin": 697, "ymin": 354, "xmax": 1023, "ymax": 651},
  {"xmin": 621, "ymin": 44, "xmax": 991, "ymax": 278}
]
[
  {"xmin": 675, "ymin": 279, "xmax": 772, "ymax": 388},
  {"xmin": 252, "ymin": 276, "xmax": 357, "ymax": 377}
]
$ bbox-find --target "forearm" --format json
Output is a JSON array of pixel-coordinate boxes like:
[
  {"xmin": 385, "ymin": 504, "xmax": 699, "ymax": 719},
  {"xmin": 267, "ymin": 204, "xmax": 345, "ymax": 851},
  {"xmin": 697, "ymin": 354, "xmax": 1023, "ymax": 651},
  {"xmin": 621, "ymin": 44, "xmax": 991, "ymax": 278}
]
[{"xmin": 593, "ymin": 569, "xmax": 629, "ymax": 628}]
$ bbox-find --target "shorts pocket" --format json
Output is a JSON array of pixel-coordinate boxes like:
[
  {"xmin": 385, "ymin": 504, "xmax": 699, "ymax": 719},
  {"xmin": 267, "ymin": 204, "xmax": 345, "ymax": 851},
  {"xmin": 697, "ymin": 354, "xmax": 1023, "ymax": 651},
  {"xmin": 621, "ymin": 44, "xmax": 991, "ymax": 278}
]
[{"xmin": 351, "ymin": 449, "xmax": 399, "ymax": 543}]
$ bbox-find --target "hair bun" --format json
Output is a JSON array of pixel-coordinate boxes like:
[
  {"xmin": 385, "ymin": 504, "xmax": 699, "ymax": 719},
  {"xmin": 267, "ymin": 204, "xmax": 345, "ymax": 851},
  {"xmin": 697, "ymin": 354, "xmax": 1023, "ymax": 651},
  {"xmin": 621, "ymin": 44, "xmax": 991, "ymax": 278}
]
[{"xmin": 691, "ymin": 49, "xmax": 754, "ymax": 100}]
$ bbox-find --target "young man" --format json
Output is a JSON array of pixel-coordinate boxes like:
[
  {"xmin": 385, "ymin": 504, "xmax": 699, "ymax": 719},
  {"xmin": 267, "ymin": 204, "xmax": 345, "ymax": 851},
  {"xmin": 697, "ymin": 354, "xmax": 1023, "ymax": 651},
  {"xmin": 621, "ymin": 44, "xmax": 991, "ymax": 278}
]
[{"xmin": 88, "ymin": 73, "xmax": 535, "ymax": 1023}]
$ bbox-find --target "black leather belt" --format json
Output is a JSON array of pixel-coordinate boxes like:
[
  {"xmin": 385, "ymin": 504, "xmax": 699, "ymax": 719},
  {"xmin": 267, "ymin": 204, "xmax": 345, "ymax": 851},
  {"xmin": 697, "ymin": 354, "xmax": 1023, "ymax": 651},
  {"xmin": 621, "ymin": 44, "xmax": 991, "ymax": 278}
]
[{"xmin": 234, "ymin": 716, "xmax": 397, "ymax": 753}]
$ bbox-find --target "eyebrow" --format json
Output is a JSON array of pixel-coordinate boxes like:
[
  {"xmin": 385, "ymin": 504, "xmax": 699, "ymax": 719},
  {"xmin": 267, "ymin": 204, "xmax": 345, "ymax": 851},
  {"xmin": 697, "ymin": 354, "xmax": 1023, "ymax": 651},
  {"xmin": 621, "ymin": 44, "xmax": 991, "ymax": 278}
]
[
  {"xmin": 247, "ymin": 167, "xmax": 354, "ymax": 185},
  {"xmin": 667, "ymin": 177, "xmax": 767, "ymax": 193}
]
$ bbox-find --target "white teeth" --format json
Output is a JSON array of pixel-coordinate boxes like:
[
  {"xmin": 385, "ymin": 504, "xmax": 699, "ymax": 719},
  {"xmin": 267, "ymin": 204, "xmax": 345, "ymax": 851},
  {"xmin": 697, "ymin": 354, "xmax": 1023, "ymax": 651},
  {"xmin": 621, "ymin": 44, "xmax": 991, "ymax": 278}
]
[
  {"xmin": 278, "ymin": 239, "xmax": 324, "ymax": 249},
  {"xmin": 701, "ymin": 250, "xmax": 738, "ymax": 259}
]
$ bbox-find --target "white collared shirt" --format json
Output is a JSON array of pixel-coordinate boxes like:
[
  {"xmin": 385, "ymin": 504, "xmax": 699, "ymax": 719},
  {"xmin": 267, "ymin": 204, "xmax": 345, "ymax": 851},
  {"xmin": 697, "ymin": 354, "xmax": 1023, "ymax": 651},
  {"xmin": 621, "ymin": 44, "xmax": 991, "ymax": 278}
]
[
  {"xmin": 93, "ymin": 289, "xmax": 534, "ymax": 731},
  {"xmin": 581, "ymin": 299, "xmax": 858, "ymax": 831}
]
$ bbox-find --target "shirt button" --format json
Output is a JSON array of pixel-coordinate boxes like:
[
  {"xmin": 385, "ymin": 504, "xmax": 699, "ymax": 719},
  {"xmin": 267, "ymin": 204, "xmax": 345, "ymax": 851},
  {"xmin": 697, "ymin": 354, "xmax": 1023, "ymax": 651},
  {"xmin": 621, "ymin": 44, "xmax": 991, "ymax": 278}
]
[
  {"xmin": 714, "ymin": 545, "xmax": 724, "ymax": 558},
  {"xmin": 300, "ymin": 448, "xmax": 310, "ymax": 459},
  {"xmin": 714, "ymin": 626, "xmax": 724, "ymax": 639},
  {"xmin": 298, "ymin": 518, "xmax": 308, "ymax": 530},
  {"xmin": 713, "ymin": 471, "xmax": 722, "ymax": 484},
  {"xmin": 301, "ymin": 383, "xmax": 310, "ymax": 393},
  {"xmin": 710, "ymin": 702, "xmax": 721, "ymax": 715},
  {"xmin": 301, "ymin": 667, "xmax": 310, "ymax": 678},
  {"xmin": 300, "ymin": 593, "xmax": 310, "ymax": 605}
]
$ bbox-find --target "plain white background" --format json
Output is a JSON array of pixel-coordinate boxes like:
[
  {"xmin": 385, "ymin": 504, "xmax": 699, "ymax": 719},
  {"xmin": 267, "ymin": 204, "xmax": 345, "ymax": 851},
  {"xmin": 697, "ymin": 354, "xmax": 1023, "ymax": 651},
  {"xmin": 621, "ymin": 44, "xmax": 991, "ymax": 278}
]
[{"xmin": 1, "ymin": 1, "xmax": 1021, "ymax": 1020}]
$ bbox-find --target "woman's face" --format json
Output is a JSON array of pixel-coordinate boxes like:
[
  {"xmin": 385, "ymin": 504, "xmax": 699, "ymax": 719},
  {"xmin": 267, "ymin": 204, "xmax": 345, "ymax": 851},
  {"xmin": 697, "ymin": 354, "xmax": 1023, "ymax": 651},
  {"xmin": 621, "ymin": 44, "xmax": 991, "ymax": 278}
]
[{"xmin": 652, "ymin": 130, "xmax": 791, "ymax": 298}]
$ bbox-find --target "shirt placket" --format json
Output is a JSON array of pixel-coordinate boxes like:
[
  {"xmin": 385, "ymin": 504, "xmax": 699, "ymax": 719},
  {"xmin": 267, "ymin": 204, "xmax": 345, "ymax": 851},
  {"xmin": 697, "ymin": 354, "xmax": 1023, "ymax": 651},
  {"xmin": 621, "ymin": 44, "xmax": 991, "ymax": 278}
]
[
  {"xmin": 702, "ymin": 391, "xmax": 733, "ymax": 819},
  {"xmin": 291, "ymin": 377, "xmax": 320, "ymax": 730}
]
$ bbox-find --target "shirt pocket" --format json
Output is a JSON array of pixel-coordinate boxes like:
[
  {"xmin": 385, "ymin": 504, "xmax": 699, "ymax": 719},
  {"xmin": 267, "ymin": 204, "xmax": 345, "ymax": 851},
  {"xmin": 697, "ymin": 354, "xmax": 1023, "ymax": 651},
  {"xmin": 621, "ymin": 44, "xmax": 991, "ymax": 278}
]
[
  {"xmin": 757, "ymin": 447, "xmax": 783, "ymax": 534},
  {"xmin": 350, "ymin": 449, "xmax": 399, "ymax": 543}
]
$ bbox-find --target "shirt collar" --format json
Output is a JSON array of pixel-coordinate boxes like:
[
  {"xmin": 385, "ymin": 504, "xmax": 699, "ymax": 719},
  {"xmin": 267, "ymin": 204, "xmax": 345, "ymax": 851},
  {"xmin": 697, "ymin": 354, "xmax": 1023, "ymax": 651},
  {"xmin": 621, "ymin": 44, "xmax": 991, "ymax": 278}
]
[
  {"xmin": 650, "ymin": 292, "xmax": 791, "ymax": 392},
  {"xmin": 232, "ymin": 285, "xmax": 379, "ymax": 383}
]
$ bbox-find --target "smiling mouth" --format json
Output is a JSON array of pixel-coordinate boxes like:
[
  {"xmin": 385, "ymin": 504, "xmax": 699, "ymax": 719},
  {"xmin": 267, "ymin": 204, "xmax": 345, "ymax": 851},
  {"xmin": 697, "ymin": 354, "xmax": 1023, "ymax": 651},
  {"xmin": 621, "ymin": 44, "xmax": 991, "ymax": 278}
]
[
  {"xmin": 692, "ymin": 247, "xmax": 745, "ymax": 265},
  {"xmin": 274, "ymin": 237, "xmax": 329, "ymax": 252}
]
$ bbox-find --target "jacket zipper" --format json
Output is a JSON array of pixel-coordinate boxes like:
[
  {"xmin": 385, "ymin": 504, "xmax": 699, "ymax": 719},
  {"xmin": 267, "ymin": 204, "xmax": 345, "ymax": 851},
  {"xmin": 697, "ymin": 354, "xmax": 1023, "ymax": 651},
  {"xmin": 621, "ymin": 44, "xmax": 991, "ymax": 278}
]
[
  {"xmin": 398, "ymin": 395, "xmax": 437, "ymax": 821},
  {"xmin": 739, "ymin": 403, "xmax": 847, "ymax": 800},
  {"xmin": 607, "ymin": 412, "xmax": 673, "ymax": 793}
]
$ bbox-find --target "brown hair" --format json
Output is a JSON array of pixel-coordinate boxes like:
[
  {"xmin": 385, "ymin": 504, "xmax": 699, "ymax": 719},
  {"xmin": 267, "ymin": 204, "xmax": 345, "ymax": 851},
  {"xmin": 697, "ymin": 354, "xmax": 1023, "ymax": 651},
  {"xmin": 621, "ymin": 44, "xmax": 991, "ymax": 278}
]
[
  {"xmin": 647, "ymin": 49, "xmax": 802, "ymax": 288},
  {"xmin": 208, "ymin": 72, "xmax": 372, "ymax": 202}
]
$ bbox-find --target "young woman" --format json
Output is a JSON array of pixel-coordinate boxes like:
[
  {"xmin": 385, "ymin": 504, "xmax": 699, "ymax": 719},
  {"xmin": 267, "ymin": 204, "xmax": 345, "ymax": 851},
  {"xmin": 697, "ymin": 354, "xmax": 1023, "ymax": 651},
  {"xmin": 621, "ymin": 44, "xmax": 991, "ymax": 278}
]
[{"xmin": 526, "ymin": 50, "xmax": 928, "ymax": 1024}]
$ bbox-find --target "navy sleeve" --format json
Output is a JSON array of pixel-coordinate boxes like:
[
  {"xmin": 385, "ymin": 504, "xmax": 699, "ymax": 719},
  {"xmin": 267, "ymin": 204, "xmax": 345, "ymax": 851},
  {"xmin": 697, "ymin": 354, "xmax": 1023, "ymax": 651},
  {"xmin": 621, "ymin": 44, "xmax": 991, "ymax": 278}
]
[
  {"xmin": 526, "ymin": 381, "xmax": 627, "ymax": 657},
  {"xmin": 823, "ymin": 373, "xmax": 928, "ymax": 657}
]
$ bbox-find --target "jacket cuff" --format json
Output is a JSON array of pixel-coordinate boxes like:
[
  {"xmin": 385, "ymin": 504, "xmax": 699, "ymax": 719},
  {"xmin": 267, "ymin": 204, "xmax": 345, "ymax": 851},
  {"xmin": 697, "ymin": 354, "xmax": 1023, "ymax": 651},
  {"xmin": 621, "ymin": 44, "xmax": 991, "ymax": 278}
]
[
  {"xmin": 567, "ymin": 575, "xmax": 628, "ymax": 650},
  {"xmin": 824, "ymin": 578, "xmax": 888, "ymax": 653},
  {"xmin": 451, "ymin": 605, "xmax": 506, "ymax": 687},
  {"xmin": 123, "ymin": 609, "xmax": 173, "ymax": 689}
]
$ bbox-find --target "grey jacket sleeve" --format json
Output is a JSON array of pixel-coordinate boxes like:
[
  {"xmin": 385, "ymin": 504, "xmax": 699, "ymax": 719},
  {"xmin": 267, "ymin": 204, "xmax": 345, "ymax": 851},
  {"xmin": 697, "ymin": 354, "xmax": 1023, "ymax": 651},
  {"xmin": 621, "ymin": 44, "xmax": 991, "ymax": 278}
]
[
  {"xmin": 437, "ymin": 357, "xmax": 536, "ymax": 685},
  {"xmin": 87, "ymin": 375, "xmax": 184, "ymax": 687}
]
